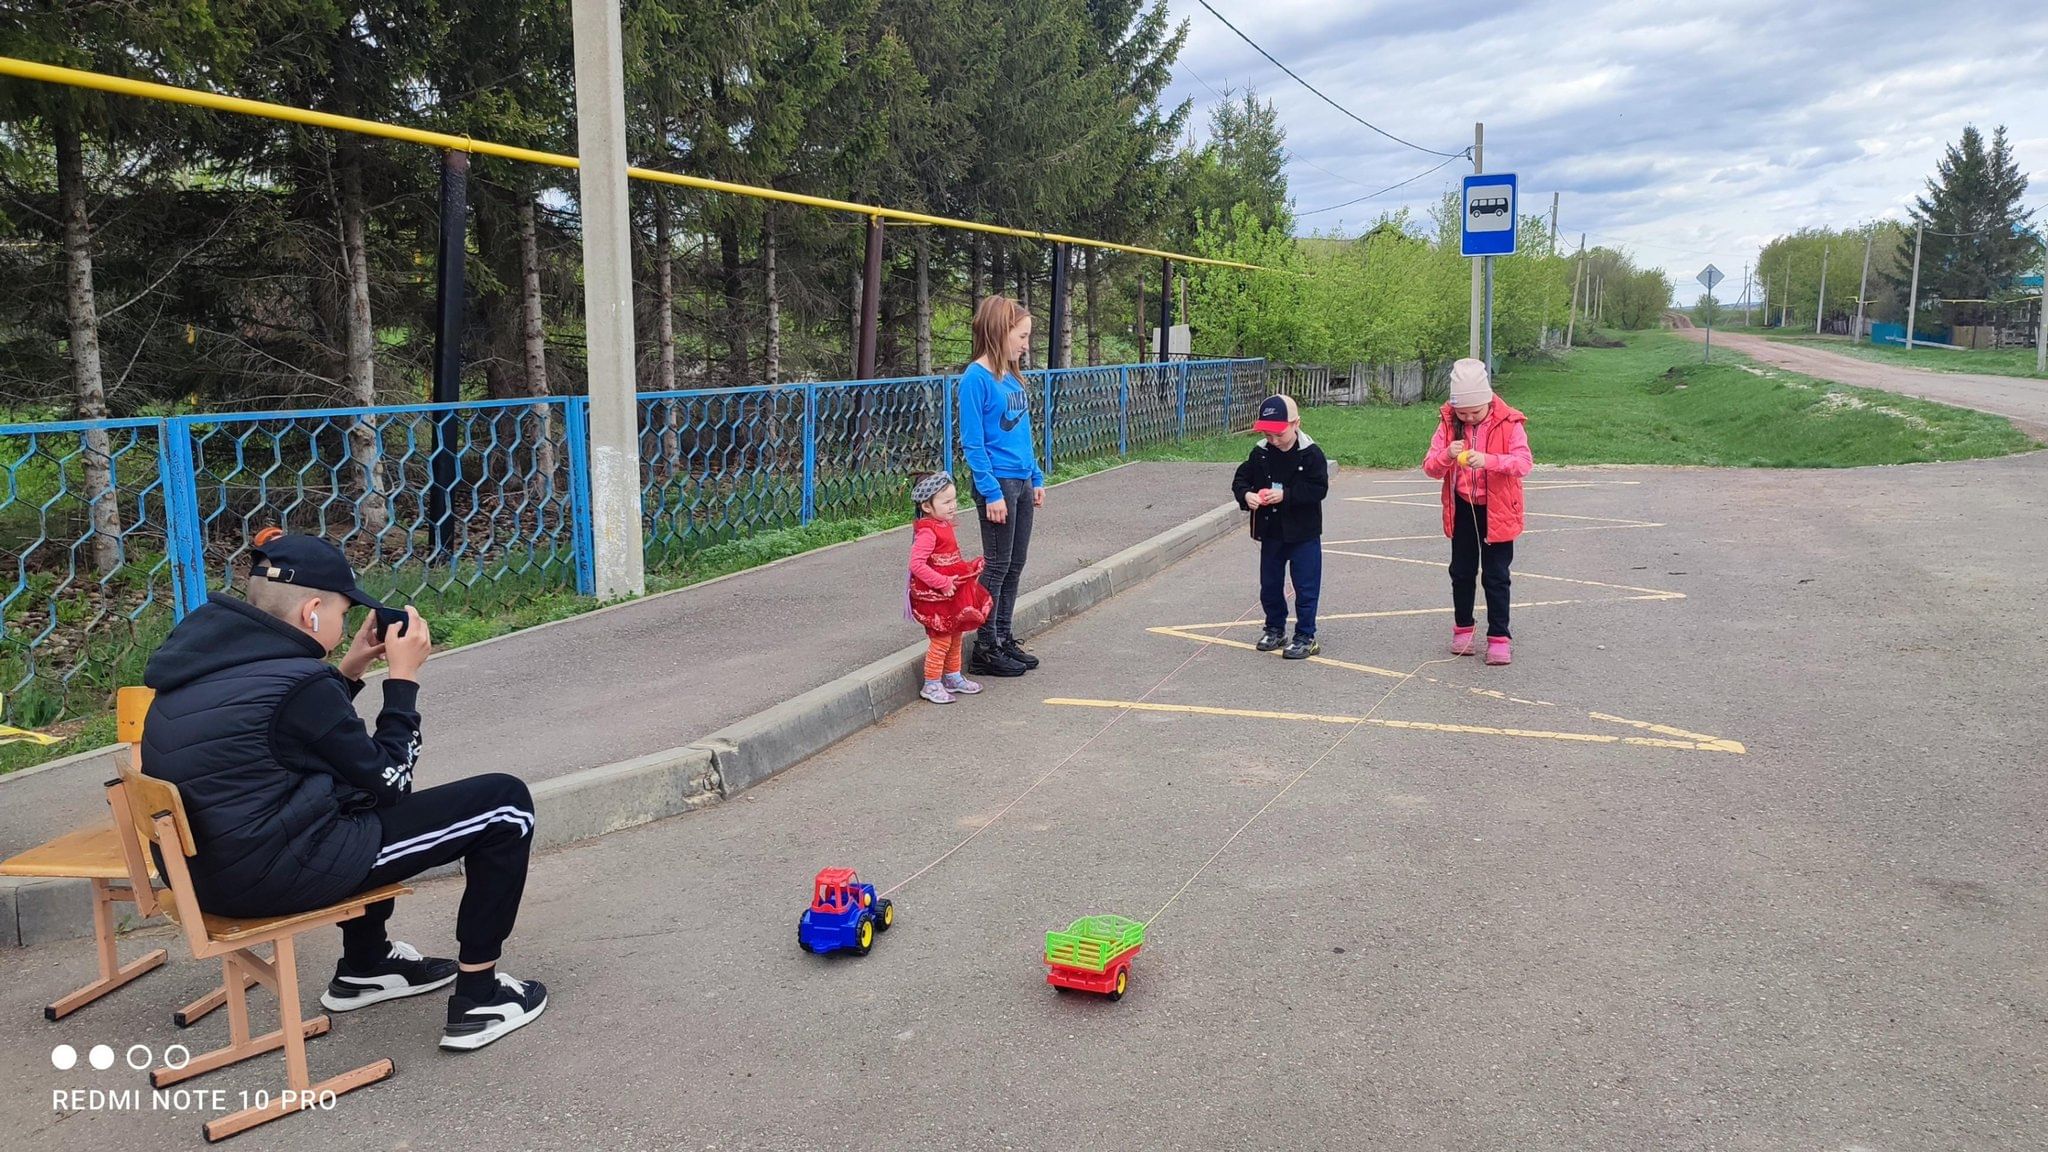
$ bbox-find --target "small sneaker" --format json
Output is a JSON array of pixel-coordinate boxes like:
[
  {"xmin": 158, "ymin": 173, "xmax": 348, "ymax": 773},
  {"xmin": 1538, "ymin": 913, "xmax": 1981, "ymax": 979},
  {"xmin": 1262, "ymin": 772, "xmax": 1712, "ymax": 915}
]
[
  {"xmin": 920, "ymin": 680, "xmax": 956, "ymax": 705},
  {"xmin": 969, "ymin": 642, "xmax": 1028, "ymax": 678},
  {"xmin": 320, "ymin": 941, "xmax": 457, "ymax": 1012},
  {"xmin": 1256, "ymin": 628, "xmax": 1286, "ymax": 652},
  {"xmin": 1283, "ymin": 635, "xmax": 1321, "ymax": 660},
  {"xmin": 440, "ymin": 972, "xmax": 548, "ymax": 1052},
  {"xmin": 1000, "ymin": 638, "xmax": 1041, "ymax": 670},
  {"xmin": 1451, "ymin": 626, "xmax": 1476, "ymax": 656},
  {"xmin": 1485, "ymin": 636, "xmax": 1512, "ymax": 666},
  {"xmin": 941, "ymin": 673, "xmax": 982, "ymax": 695}
]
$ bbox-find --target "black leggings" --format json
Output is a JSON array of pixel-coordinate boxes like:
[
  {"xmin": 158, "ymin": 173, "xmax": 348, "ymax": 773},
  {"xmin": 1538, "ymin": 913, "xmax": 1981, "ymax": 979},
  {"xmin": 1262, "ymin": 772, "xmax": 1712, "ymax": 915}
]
[
  {"xmin": 1450, "ymin": 497, "xmax": 1515, "ymax": 638},
  {"xmin": 341, "ymin": 773, "xmax": 535, "ymax": 966},
  {"xmin": 975, "ymin": 476, "xmax": 1036, "ymax": 645}
]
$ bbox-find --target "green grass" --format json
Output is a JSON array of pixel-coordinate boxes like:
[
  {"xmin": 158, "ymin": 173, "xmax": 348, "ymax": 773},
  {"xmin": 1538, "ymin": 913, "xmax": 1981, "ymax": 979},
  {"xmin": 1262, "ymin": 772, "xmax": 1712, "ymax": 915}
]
[
  {"xmin": 1137, "ymin": 329, "xmax": 2038, "ymax": 470},
  {"xmin": 1766, "ymin": 333, "xmax": 2048, "ymax": 380}
]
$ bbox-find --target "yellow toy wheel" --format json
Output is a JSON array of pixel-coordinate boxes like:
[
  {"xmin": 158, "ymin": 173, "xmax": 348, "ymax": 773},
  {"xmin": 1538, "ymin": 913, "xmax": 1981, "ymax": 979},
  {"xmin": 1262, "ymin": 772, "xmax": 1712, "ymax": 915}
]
[
  {"xmin": 853, "ymin": 916, "xmax": 875, "ymax": 956},
  {"xmin": 1107, "ymin": 967, "xmax": 1129, "ymax": 1002},
  {"xmin": 880, "ymin": 902, "xmax": 895, "ymax": 929}
]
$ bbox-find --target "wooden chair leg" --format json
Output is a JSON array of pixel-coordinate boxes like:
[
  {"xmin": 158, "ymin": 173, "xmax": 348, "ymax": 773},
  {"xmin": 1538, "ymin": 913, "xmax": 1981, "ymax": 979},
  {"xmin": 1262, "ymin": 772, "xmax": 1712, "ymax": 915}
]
[
  {"xmin": 175, "ymin": 969, "xmax": 253, "ymax": 1028},
  {"xmin": 44, "ymin": 879, "xmax": 166, "ymax": 1021},
  {"xmin": 152, "ymin": 950, "xmax": 329, "ymax": 1089},
  {"xmin": 199, "ymin": 1057, "xmax": 393, "ymax": 1143},
  {"xmin": 196, "ymin": 935, "xmax": 394, "ymax": 1144}
]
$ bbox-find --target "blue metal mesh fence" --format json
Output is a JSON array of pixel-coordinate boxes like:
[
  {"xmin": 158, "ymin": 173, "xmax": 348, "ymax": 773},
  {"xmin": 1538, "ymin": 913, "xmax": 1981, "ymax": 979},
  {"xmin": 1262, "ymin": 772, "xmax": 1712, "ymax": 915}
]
[{"xmin": 2, "ymin": 357, "xmax": 1260, "ymax": 728}]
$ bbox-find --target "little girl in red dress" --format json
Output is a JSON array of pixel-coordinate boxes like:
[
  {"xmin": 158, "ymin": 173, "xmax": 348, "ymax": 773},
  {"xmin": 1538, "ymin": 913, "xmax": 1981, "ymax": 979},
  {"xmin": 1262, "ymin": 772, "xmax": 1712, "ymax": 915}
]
[{"xmin": 907, "ymin": 472, "xmax": 994, "ymax": 704}]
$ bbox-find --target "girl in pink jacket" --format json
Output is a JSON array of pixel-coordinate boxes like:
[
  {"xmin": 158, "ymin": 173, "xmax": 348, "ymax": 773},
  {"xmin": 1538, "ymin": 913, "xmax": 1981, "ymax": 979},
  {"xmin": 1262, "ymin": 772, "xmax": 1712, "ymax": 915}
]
[{"xmin": 1421, "ymin": 359, "xmax": 1533, "ymax": 665}]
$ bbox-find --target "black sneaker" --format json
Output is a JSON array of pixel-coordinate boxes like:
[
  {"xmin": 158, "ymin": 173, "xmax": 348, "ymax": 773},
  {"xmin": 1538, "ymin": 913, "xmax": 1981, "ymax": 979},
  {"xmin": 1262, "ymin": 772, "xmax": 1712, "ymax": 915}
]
[
  {"xmin": 440, "ymin": 973, "xmax": 548, "ymax": 1052},
  {"xmin": 1256, "ymin": 629, "xmax": 1286, "ymax": 652},
  {"xmin": 1283, "ymin": 635, "xmax": 1321, "ymax": 660},
  {"xmin": 970, "ymin": 641, "xmax": 1028, "ymax": 677},
  {"xmin": 320, "ymin": 941, "xmax": 458, "ymax": 1012},
  {"xmin": 1001, "ymin": 638, "xmax": 1040, "ymax": 669}
]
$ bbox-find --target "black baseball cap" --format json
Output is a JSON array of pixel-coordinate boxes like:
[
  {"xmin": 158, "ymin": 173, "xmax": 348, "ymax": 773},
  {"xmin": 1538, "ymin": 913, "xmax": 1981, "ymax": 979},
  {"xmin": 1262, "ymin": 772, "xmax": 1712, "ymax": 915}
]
[{"xmin": 248, "ymin": 529, "xmax": 400, "ymax": 622}]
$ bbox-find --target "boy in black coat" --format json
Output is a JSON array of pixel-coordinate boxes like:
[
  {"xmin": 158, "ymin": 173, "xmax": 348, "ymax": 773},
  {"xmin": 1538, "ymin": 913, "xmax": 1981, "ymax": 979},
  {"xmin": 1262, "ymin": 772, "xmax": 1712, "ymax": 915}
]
[{"xmin": 1232, "ymin": 394, "xmax": 1332, "ymax": 659}]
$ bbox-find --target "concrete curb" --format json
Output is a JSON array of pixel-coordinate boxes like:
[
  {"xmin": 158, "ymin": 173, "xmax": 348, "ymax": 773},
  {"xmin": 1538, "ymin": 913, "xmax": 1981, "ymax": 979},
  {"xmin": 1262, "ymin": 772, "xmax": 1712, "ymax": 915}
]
[{"xmin": 2, "ymin": 499, "xmax": 1240, "ymax": 947}]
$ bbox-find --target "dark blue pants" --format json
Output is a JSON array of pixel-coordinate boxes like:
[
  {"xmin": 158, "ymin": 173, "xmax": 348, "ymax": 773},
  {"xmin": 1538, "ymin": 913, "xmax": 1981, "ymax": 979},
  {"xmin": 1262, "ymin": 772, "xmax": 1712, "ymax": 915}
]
[{"xmin": 1259, "ymin": 537, "xmax": 1321, "ymax": 639}]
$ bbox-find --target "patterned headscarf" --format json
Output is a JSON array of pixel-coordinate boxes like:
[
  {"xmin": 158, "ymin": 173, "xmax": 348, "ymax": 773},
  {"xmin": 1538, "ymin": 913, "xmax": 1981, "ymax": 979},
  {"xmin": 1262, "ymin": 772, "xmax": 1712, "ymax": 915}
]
[{"xmin": 911, "ymin": 472, "xmax": 953, "ymax": 505}]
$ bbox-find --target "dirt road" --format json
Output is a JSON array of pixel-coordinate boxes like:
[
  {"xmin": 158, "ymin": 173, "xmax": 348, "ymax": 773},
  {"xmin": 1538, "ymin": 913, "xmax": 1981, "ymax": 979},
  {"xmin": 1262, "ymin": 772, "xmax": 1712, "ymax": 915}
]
[{"xmin": 1676, "ymin": 325, "xmax": 2048, "ymax": 432}]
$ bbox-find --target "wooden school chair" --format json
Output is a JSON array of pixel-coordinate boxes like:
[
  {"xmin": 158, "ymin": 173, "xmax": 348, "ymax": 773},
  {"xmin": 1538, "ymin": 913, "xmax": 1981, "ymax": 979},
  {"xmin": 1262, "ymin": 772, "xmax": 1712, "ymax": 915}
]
[{"xmin": 112, "ymin": 686, "xmax": 409, "ymax": 1142}]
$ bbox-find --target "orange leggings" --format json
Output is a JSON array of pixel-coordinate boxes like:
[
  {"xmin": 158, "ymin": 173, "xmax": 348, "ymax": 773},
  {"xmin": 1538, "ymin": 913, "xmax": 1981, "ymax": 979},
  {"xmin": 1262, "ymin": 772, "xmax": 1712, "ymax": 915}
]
[{"xmin": 924, "ymin": 632, "xmax": 966, "ymax": 681}]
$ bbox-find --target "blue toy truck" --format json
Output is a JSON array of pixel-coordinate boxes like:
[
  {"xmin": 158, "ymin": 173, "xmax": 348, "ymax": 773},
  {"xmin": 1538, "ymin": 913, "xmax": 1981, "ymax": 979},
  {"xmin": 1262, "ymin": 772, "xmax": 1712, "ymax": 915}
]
[{"xmin": 797, "ymin": 867, "xmax": 895, "ymax": 956}]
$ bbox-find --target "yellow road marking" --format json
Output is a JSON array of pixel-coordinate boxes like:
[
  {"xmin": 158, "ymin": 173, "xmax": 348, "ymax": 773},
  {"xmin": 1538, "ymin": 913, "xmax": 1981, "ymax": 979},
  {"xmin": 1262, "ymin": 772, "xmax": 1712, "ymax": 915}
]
[
  {"xmin": 1325, "ymin": 551, "xmax": 1686, "ymax": 599},
  {"xmin": 1364, "ymin": 479, "xmax": 1642, "ymax": 486},
  {"xmin": 1327, "ymin": 524, "xmax": 1664, "ymax": 544},
  {"xmin": 1589, "ymin": 712, "xmax": 1746, "ymax": 754},
  {"xmin": 1043, "ymin": 698, "xmax": 1744, "ymax": 754}
]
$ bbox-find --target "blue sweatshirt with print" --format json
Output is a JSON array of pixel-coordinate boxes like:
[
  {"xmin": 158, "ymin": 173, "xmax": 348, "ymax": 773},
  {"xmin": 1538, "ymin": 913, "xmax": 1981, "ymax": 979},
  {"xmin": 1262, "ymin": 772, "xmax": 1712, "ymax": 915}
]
[{"xmin": 956, "ymin": 361, "xmax": 1044, "ymax": 502}]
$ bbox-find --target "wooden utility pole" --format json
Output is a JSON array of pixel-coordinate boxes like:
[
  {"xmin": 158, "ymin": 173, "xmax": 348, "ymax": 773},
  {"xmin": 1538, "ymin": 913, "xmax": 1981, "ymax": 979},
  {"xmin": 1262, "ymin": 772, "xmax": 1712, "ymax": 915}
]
[{"xmin": 1468, "ymin": 122, "xmax": 1483, "ymax": 358}]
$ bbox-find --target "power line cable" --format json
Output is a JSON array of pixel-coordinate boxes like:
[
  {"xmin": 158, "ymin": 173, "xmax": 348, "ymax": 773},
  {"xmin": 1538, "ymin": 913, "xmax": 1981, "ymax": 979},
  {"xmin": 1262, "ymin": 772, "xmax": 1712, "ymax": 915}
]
[
  {"xmin": 1297, "ymin": 152, "xmax": 1466, "ymax": 217},
  {"xmin": 1190, "ymin": 0, "xmax": 1468, "ymax": 160},
  {"xmin": 1179, "ymin": 60, "xmax": 1449, "ymax": 209}
]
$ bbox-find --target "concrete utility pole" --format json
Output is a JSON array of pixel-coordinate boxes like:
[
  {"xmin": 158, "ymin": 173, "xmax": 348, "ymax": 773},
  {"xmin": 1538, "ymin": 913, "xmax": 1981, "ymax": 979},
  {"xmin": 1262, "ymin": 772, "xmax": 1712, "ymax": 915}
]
[
  {"xmin": 571, "ymin": 0, "xmax": 646, "ymax": 599},
  {"xmin": 1852, "ymin": 234, "xmax": 1872, "ymax": 344},
  {"xmin": 1566, "ymin": 233, "xmax": 1585, "ymax": 349},
  {"xmin": 1905, "ymin": 222, "xmax": 1924, "ymax": 352},
  {"xmin": 1814, "ymin": 245, "xmax": 1829, "ymax": 335},
  {"xmin": 1543, "ymin": 192, "xmax": 1560, "ymax": 346},
  {"xmin": 1781, "ymin": 264, "xmax": 1791, "ymax": 328},
  {"xmin": 1740, "ymin": 263, "xmax": 1750, "ymax": 327},
  {"xmin": 2036, "ymin": 240, "xmax": 2046, "ymax": 373},
  {"xmin": 1469, "ymin": 122, "xmax": 1483, "ymax": 359}
]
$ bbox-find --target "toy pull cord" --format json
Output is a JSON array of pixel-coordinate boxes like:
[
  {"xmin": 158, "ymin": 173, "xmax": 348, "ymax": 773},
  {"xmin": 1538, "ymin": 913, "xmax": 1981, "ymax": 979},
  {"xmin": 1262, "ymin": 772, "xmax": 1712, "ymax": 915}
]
[
  {"xmin": 1148, "ymin": 425, "xmax": 1479, "ymax": 932},
  {"xmin": 1142, "ymin": 649, "xmax": 1462, "ymax": 931},
  {"xmin": 879, "ymin": 597, "xmax": 1267, "ymax": 900}
]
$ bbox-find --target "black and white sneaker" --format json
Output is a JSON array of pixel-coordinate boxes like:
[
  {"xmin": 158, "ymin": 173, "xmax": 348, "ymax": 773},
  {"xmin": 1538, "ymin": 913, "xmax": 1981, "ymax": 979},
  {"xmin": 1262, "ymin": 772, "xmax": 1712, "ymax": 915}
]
[
  {"xmin": 1256, "ymin": 629, "xmax": 1286, "ymax": 652},
  {"xmin": 439, "ymin": 973, "xmax": 548, "ymax": 1052},
  {"xmin": 320, "ymin": 942, "xmax": 458, "ymax": 1012},
  {"xmin": 1283, "ymin": 635, "xmax": 1322, "ymax": 660}
]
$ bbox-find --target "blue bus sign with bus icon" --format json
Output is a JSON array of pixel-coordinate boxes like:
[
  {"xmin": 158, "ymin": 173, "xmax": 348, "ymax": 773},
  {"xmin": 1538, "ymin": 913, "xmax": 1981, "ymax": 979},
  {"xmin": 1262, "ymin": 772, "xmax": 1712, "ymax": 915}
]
[{"xmin": 1461, "ymin": 174, "xmax": 1518, "ymax": 257}]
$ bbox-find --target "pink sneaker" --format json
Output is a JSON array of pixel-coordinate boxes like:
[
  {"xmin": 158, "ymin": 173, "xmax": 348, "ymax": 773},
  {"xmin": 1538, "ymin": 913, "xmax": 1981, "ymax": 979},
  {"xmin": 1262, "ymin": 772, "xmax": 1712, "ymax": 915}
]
[
  {"xmin": 1451, "ymin": 626, "xmax": 1475, "ymax": 656},
  {"xmin": 920, "ymin": 681, "xmax": 956, "ymax": 705},
  {"xmin": 1485, "ymin": 636, "xmax": 1512, "ymax": 666},
  {"xmin": 942, "ymin": 673, "xmax": 982, "ymax": 696}
]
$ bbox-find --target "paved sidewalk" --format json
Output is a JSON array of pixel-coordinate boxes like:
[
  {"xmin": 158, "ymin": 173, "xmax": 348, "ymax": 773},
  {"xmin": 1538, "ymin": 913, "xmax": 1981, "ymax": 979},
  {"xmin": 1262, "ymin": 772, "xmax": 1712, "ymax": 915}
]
[{"xmin": 0, "ymin": 461, "xmax": 1233, "ymax": 858}]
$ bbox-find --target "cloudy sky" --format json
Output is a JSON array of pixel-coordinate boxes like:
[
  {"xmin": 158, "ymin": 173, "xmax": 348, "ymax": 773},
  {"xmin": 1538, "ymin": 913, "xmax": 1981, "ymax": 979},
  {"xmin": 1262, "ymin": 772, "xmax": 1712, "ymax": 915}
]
[{"xmin": 1162, "ymin": 0, "xmax": 2048, "ymax": 303}]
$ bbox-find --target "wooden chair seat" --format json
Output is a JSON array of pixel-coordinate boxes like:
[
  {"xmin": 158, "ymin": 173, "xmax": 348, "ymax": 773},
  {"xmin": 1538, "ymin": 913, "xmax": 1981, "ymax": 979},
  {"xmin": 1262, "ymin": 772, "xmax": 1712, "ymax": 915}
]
[
  {"xmin": 160, "ymin": 883, "xmax": 413, "ymax": 945},
  {"xmin": 2, "ymin": 823, "xmax": 160, "ymax": 881}
]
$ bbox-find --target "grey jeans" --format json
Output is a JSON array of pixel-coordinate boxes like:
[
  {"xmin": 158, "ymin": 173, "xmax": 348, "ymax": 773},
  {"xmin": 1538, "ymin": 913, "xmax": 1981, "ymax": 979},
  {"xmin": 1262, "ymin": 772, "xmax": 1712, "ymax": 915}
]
[{"xmin": 975, "ymin": 476, "xmax": 1036, "ymax": 645}]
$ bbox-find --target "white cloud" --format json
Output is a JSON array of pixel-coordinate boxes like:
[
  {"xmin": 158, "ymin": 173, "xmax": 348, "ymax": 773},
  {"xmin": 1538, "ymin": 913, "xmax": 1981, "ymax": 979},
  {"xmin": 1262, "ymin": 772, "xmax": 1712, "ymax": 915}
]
[{"xmin": 1165, "ymin": 0, "xmax": 2048, "ymax": 302}]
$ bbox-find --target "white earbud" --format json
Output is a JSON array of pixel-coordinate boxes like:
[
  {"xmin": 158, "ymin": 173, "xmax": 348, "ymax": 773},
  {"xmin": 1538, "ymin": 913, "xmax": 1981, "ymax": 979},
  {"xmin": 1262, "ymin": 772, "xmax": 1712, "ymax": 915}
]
[{"xmin": 310, "ymin": 611, "xmax": 321, "ymax": 633}]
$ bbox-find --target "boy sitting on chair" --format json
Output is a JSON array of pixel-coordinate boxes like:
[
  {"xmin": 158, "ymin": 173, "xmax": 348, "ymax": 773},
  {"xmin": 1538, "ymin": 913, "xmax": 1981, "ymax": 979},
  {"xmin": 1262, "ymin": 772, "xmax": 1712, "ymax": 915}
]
[{"xmin": 141, "ymin": 529, "xmax": 546, "ymax": 1051}]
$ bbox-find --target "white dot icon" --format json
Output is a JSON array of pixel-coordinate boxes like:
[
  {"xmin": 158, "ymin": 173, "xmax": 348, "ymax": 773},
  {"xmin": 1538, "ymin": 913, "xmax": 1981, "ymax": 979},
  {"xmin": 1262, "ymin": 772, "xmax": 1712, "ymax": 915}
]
[
  {"xmin": 51, "ymin": 1044, "xmax": 78, "ymax": 1070},
  {"xmin": 88, "ymin": 1045, "xmax": 116, "ymax": 1071}
]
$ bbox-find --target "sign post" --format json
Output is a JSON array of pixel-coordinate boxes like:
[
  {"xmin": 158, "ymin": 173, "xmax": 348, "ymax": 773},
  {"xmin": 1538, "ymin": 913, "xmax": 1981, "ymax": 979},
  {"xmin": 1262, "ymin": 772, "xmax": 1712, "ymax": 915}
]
[
  {"xmin": 1696, "ymin": 264, "xmax": 1724, "ymax": 362},
  {"xmin": 1461, "ymin": 172, "xmax": 1517, "ymax": 373}
]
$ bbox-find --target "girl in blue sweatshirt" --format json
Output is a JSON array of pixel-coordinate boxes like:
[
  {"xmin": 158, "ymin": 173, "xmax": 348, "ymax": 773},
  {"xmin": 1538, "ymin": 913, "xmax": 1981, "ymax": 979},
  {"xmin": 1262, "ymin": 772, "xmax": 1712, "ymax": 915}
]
[{"xmin": 957, "ymin": 295, "xmax": 1044, "ymax": 678}]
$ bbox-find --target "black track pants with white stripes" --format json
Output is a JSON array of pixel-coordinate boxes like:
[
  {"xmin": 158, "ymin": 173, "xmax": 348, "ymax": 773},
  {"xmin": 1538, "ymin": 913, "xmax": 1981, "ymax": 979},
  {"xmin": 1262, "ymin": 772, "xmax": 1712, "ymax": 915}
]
[{"xmin": 340, "ymin": 773, "xmax": 535, "ymax": 966}]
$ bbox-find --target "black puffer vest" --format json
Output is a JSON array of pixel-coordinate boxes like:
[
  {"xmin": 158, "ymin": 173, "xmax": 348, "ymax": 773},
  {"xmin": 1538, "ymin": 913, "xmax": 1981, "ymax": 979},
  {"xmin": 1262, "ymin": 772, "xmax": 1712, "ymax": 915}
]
[{"xmin": 141, "ymin": 594, "xmax": 380, "ymax": 916}]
